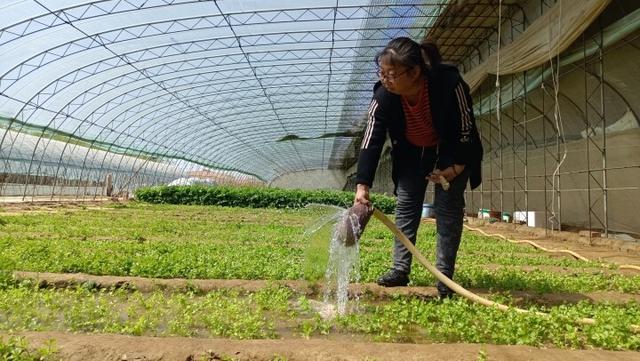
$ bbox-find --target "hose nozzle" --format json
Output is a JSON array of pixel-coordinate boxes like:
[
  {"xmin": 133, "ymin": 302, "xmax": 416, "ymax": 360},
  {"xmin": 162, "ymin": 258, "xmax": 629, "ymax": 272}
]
[
  {"xmin": 339, "ymin": 203, "xmax": 373, "ymax": 247},
  {"xmin": 439, "ymin": 175, "xmax": 450, "ymax": 191}
]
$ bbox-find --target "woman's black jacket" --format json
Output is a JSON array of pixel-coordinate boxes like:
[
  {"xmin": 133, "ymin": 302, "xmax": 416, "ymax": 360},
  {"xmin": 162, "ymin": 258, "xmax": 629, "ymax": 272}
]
[{"xmin": 355, "ymin": 64, "xmax": 483, "ymax": 192}]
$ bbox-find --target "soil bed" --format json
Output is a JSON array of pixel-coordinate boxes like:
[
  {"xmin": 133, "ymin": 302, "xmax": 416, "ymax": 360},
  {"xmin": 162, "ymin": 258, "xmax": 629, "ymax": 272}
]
[
  {"xmin": 9, "ymin": 331, "xmax": 640, "ymax": 361},
  {"xmin": 14, "ymin": 271, "xmax": 640, "ymax": 306}
]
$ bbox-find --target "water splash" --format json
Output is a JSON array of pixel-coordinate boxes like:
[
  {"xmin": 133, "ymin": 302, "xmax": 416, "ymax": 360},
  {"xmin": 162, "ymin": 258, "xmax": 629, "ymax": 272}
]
[
  {"xmin": 302, "ymin": 204, "xmax": 363, "ymax": 318},
  {"xmin": 323, "ymin": 209, "xmax": 362, "ymax": 316}
]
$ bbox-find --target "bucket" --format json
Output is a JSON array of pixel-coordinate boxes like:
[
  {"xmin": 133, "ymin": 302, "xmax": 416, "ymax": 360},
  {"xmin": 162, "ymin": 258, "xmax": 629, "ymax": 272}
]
[
  {"xmin": 478, "ymin": 208, "xmax": 491, "ymax": 219},
  {"xmin": 422, "ymin": 203, "xmax": 435, "ymax": 218},
  {"xmin": 478, "ymin": 208, "xmax": 501, "ymax": 220}
]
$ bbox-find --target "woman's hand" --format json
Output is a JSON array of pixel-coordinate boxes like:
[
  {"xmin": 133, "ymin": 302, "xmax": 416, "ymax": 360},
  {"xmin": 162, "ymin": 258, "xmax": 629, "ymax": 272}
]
[
  {"xmin": 354, "ymin": 184, "xmax": 371, "ymax": 206},
  {"xmin": 427, "ymin": 164, "xmax": 465, "ymax": 183}
]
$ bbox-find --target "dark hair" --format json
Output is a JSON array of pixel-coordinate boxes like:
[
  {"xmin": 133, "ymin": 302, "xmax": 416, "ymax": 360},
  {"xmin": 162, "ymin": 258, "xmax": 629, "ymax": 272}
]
[{"xmin": 375, "ymin": 37, "xmax": 442, "ymax": 72}]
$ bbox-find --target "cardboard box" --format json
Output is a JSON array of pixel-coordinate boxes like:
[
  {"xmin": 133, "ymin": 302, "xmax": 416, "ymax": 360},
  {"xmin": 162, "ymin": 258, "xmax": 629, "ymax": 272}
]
[{"xmin": 513, "ymin": 211, "xmax": 547, "ymax": 228}]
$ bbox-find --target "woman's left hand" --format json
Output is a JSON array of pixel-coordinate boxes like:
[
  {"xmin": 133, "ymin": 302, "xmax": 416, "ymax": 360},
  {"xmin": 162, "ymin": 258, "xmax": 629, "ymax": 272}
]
[{"xmin": 428, "ymin": 164, "xmax": 465, "ymax": 183}]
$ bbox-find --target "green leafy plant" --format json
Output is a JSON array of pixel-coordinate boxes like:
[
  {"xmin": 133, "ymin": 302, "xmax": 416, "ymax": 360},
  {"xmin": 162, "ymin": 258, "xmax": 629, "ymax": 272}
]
[
  {"xmin": 0, "ymin": 336, "xmax": 58, "ymax": 361},
  {"xmin": 134, "ymin": 185, "xmax": 396, "ymax": 213},
  {"xmin": 2, "ymin": 202, "xmax": 640, "ymax": 351},
  {"xmin": 1, "ymin": 204, "xmax": 637, "ymax": 294}
]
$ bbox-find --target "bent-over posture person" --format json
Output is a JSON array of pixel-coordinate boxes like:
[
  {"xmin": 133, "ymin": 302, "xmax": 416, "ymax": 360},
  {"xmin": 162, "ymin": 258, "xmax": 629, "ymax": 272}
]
[{"xmin": 353, "ymin": 37, "xmax": 483, "ymax": 299}]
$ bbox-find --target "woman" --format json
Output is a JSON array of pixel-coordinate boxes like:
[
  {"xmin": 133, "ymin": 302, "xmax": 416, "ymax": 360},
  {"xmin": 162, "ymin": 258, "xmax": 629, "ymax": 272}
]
[{"xmin": 354, "ymin": 37, "xmax": 483, "ymax": 299}]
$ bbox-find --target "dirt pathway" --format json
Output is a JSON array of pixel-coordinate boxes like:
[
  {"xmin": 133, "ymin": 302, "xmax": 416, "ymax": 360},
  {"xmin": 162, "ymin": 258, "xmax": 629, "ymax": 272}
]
[
  {"xmin": 14, "ymin": 271, "xmax": 640, "ymax": 306},
  {"xmin": 10, "ymin": 331, "xmax": 639, "ymax": 361},
  {"xmin": 0, "ymin": 199, "xmax": 114, "ymax": 215}
]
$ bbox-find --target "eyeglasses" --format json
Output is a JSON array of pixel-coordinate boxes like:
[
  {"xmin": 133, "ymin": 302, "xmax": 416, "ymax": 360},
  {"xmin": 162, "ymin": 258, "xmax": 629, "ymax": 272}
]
[{"xmin": 377, "ymin": 68, "xmax": 410, "ymax": 82}]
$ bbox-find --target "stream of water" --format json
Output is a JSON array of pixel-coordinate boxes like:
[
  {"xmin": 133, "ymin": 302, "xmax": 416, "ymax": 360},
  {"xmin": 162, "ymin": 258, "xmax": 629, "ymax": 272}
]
[{"xmin": 303, "ymin": 205, "xmax": 362, "ymax": 318}]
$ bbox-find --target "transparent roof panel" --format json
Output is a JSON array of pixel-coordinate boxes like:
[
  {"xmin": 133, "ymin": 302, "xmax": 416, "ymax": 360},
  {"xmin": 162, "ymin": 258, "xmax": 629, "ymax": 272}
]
[{"xmin": 0, "ymin": 0, "xmax": 446, "ymax": 182}]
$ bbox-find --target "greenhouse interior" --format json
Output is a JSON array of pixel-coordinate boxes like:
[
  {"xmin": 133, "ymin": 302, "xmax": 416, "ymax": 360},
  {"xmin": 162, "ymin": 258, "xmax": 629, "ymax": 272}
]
[{"xmin": 1, "ymin": 0, "xmax": 640, "ymax": 359}]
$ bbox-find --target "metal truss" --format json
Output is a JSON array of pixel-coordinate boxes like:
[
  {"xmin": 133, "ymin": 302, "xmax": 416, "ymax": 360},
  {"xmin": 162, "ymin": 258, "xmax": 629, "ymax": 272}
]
[
  {"xmin": 5, "ymin": 0, "xmax": 633, "ymax": 243},
  {"xmin": 0, "ymin": 0, "xmax": 452, "ymax": 198},
  {"xmin": 465, "ymin": 0, "xmax": 640, "ymax": 236},
  {"xmin": 583, "ymin": 27, "xmax": 608, "ymax": 238}
]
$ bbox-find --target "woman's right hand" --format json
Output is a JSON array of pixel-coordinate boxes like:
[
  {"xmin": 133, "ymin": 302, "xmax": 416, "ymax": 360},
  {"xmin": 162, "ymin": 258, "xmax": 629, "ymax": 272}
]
[{"xmin": 354, "ymin": 184, "xmax": 371, "ymax": 206}]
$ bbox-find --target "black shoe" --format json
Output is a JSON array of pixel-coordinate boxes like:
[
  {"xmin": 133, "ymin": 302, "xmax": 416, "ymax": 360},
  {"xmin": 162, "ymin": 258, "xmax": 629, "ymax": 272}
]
[
  {"xmin": 438, "ymin": 292, "xmax": 455, "ymax": 301},
  {"xmin": 376, "ymin": 269, "xmax": 409, "ymax": 287}
]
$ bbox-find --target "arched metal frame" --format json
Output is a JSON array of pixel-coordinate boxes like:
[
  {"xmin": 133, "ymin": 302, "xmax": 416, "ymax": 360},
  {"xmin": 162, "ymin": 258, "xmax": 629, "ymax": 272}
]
[{"xmin": 0, "ymin": 0, "xmax": 465, "ymax": 198}]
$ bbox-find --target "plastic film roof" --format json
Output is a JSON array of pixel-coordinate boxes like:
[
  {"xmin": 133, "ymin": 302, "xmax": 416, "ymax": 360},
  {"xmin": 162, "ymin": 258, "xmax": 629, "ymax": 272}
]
[{"xmin": 0, "ymin": 0, "xmax": 447, "ymax": 183}]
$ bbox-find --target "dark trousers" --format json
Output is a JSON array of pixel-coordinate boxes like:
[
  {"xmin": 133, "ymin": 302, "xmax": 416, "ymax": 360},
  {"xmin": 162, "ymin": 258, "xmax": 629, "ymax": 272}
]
[{"xmin": 392, "ymin": 157, "xmax": 469, "ymax": 295}]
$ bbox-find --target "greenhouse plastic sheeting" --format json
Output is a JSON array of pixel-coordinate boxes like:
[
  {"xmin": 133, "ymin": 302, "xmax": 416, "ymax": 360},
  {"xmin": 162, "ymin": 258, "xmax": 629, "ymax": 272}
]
[{"xmin": 0, "ymin": 0, "xmax": 445, "ymax": 190}]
